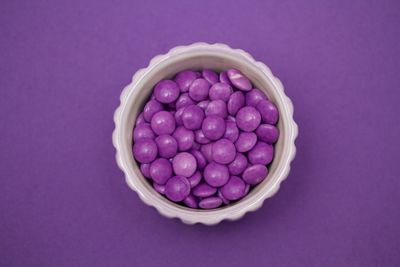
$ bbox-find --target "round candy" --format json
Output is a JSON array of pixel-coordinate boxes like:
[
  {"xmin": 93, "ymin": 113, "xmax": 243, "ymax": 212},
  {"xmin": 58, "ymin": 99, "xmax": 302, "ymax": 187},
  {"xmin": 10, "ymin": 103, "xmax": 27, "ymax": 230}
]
[
  {"xmin": 242, "ymin": 164, "xmax": 268, "ymax": 185},
  {"xmin": 181, "ymin": 105, "xmax": 205, "ymax": 130},
  {"xmin": 224, "ymin": 121, "xmax": 239, "ymax": 142},
  {"xmin": 227, "ymin": 69, "xmax": 252, "ymax": 91},
  {"xmin": 195, "ymin": 129, "xmax": 211, "ymax": 144},
  {"xmin": 228, "ymin": 153, "xmax": 248, "ymax": 175},
  {"xmin": 235, "ymin": 132, "xmax": 257, "ymax": 152},
  {"xmin": 202, "ymin": 115, "xmax": 226, "ymax": 140},
  {"xmin": 192, "ymin": 183, "xmax": 217, "ymax": 198},
  {"xmin": 143, "ymin": 99, "xmax": 164, "ymax": 122},
  {"xmin": 204, "ymin": 162, "xmax": 229, "ymax": 187},
  {"xmin": 192, "ymin": 141, "xmax": 201, "ymax": 150},
  {"xmin": 174, "ymin": 70, "xmax": 197, "ymax": 92},
  {"xmin": 212, "ymin": 138, "xmax": 236, "ymax": 164},
  {"xmin": 218, "ymin": 189, "xmax": 230, "ymax": 204},
  {"xmin": 248, "ymin": 141, "xmax": 274, "ymax": 165},
  {"xmin": 227, "ymin": 91, "xmax": 245, "ymax": 116},
  {"xmin": 172, "ymin": 126, "xmax": 194, "ymax": 151},
  {"xmin": 150, "ymin": 158, "xmax": 173, "ymax": 184},
  {"xmin": 190, "ymin": 150, "xmax": 207, "ymax": 170},
  {"xmin": 154, "ymin": 183, "xmax": 166, "ymax": 194},
  {"xmin": 209, "ymin": 83, "xmax": 233, "ymax": 102},
  {"xmin": 172, "ymin": 152, "xmax": 197, "ymax": 177},
  {"xmin": 188, "ymin": 171, "xmax": 202, "ymax": 188},
  {"xmin": 245, "ymin": 88, "xmax": 266, "ymax": 107},
  {"xmin": 140, "ymin": 163, "xmax": 151, "ymax": 178},
  {"xmin": 133, "ymin": 138, "xmax": 158, "ymax": 163},
  {"xmin": 205, "ymin": 100, "xmax": 228, "ymax": 118},
  {"xmin": 256, "ymin": 124, "xmax": 279, "ymax": 144},
  {"xmin": 165, "ymin": 176, "xmax": 191, "ymax": 202},
  {"xmin": 183, "ymin": 195, "xmax": 198, "ymax": 208},
  {"xmin": 227, "ymin": 115, "xmax": 236, "ymax": 122},
  {"xmin": 221, "ymin": 176, "xmax": 246, "ymax": 200},
  {"xmin": 200, "ymin": 143, "xmax": 214, "ymax": 162},
  {"xmin": 133, "ymin": 123, "xmax": 155, "ymax": 142},
  {"xmin": 244, "ymin": 184, "xmax": 250, "ymax": 196},
  {"xmin": 154, "ymin": 80, "xmax": 180, "ymax": 103},
  {"xmin": 202, "ymin": 69, "xmax": 218, "ymax": 85},
  {"xmin": 189, "ymin": 78, "xmax": 211, "ymax": 101},
  {"xmin": 155, "ymin": 134, "xmax": 178, "ymax": 158},
  {"xmin": 151, "ymin": 111, "xmax": 176, "ymax": 135},
  {"xmin": 236, "ymin": 106, "xmax": 261, "ymax": 132},
  {"xmin": 175, "ymin": 93, "xmax": 196, "ymax": 109},
  {"xmin": 219, "ymin": 71, "xmax": 232, "ymax": 85},
  {"xmin": 135, "ymin": 112, "xmax": 145, "ymax": 126},
  {"xmin": 256, "ymin": 99, "xmax": 279, "ymax": 125},
  {"xmin": 197, "ymin": 100, "xmax": 210, "ymax": 110},
  {"xmin": 199, "ymin": 197, "xmax": 223, "ymax": 209},
  {"xmin": 174, "ymin": 107, "xmax": 184, "ymax": 126}
]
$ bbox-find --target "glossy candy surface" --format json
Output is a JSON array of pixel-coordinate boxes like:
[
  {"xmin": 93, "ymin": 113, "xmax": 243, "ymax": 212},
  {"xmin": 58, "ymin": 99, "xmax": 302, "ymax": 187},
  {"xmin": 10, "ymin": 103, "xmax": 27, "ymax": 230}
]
[{"xmin": 132, "ymin": 68, "xmax": 279, "ymax": 209}]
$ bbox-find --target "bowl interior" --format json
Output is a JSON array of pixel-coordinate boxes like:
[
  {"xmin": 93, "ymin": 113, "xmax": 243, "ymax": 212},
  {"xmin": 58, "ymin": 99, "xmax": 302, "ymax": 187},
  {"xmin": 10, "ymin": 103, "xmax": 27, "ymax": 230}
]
[{"xmin": 118, "ymin": 48, "xmax": 290, "ymax": 217}]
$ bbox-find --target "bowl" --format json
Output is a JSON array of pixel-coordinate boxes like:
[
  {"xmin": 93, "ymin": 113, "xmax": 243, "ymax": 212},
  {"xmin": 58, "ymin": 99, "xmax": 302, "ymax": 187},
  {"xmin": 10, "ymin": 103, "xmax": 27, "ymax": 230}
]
[{"xmin": 112, "ymin": 42, "xmax": 298, "ymax": 225}]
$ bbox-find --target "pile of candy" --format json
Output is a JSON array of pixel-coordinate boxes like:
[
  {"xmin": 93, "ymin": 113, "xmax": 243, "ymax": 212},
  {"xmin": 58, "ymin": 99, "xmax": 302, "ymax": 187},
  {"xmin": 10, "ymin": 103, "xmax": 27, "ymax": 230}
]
[{"xmin": 133, "ymin": 69, "xmax": 279, "ymax": 209}]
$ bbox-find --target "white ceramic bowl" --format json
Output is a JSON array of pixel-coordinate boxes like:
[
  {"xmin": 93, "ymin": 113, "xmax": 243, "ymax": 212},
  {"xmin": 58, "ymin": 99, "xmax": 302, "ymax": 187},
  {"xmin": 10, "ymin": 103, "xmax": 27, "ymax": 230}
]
[{"xmin": 113, "ymin": 43, "xmax": 298, "ymax": 225}]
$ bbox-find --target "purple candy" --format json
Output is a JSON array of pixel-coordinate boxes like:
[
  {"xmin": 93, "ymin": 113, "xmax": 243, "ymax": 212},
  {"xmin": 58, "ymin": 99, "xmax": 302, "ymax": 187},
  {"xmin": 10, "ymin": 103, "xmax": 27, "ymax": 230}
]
[
  {"xmin": 218, "ymin": 189, "xmax": 230, "ymax": 204},
  {"xmin": 199, "ymin": 197, "xmax": 223, "ymax": 209},
  {"xmin": 181, "ymin": 105, "xmax": 205, "ymax": 130},
  {"xmin": 228, "ymin": 153, "xmax": 248, "ymax": 175},
  {"xmin": 151, "ymin": 111, "xmax": 176, "ymax": 135},
  {"xmin": 212, "ymin": 138, "xmax": 236, "ymax": 164},
  {"xmin": 205, "ymin": 100, "xmax": 228, "ymax": 118},
  {"xmin": 188, "ymin": 171, "xmax": 202, "ymax": 188},
  {"xmin": 242, "ymin": 165, "xmax": 268, "ymax": 185},
  {"xmin": 174, "ymin": 107, "xmax": 185, "ymax": 126},
  {"xmin": 150, "ymin": 158, "xmax": 173, "ymax": 184},
  {"xmin": 197, "ymin": 100, "xmax": 210, "ymax": 110},
  {"xmin": 133, "ymin": 123, "xmax": 156, "ymax": 142},
  {"xmin": 172, "ymin": 152, "xmax": 197, "ymax": 177},
  {"xmin": 235, "ymin": 132, "xmax": 257, "ymax": 152},
  {"xmin": 256, "ymin": 99, "xmax": 279, "ymax": 125},
  {"xmin": 236, "ymin": 106, "xmax": 261, "ymax": 132},
  {"xmin": 227, "ymin": 115, "xmax": 236, "ymax": 122},
  {"xmin": 135, "ymin": 112, "xmax": 145, "ymax": 126},
  {"xmin": 200, "ymin": 143, "xmax": 214, "ymax": 163},
  {"xmin": 183, "ymin": 195, "xmax": 198, "ymax": 208},
  {"xmin": 219, "ymin": 71, "xmax": 232, "ymax": 85},
  {"xmin": 224, "ymin": 121, "xmax": 239, "ymax": 142},
  {"xmin": 190, "ymin": 150, "xmax": 207, "ymax": 170},
  {"xmin": 221, "ymin": 176, "xmax": 246, "ymax": 200},
  {"xmin": 227, "ymin": 91, "xmax": 245, "ymax": 116},
  {"xmin": 174, "ymin": 70, "xmax": 197, "ymax": 92},
  {"xmin": 175, "ymin": 93, "xmax": 196, "ymax": 109},
  {"xmin": 227, "ymin": 69, "xmax": 252, "ymax": 91},
  {"xmin": 172, "ymin": 126, "xmax": 194, "ymax": 151},
  {"xmin": 192, "ymin": 183, "xmax": 217, "ymax": 198},
  {"xmin": 248, "ymin": 141, "xmax": 274, "ymax": 165},
  {"xmin": 202, "ymin": 69, "xmax": 219, "ymax": 85},
  {"xmin": 245, "ymin": 88, "xmax": 267, "ymax": 107},
  {"xmin": 154, "ymin": 80, "xmax": 180, "ymax": 103},
  {"xmin": 155, "ymin": 134, "xmax": 178, "ymax": 158},
  {"xmin": 244, "ymin": 184, "xmax": 250, "ymax": 196},
  {"xmin": 189, "ymin": 78, "xmax": 211, "ymax": 101},
  {"xmin": 140, "ymin": 163, "xmax": 151, "ymax": 178},
  {"xmin": 204, "ymin": 162, "xmax": 229, "ymax": 187},
  {"xmin": 209, "ymin": 83, "xmax": 233, "ymax": 102},
  {"xmin": 202, "ymin": 115, "xmax": 226, "ymax": 140},
  {"xmin": 195, "ymin": 129, "xmax": 211, "ymax": 144},
  {"xmin": 256, "ymin": 124, "xmax": 279, "ymax": 144},
  {"xmin": 154, "ymin": 183, "xmax": 166, "ymax": 194},
  {"xmin": 165, "ymin": 176, "xmax": 191, "ymax": 202},
  {"xmin": 143, "ymin": 99, "xmax": 164, "ymax": 122},
  {"xmin": 192, "ymin": 141, "xmax": 201, "ymax": 150},
  {"xmin": 133, "ymin": 138, "xmax": 158, "ymax": 164}
]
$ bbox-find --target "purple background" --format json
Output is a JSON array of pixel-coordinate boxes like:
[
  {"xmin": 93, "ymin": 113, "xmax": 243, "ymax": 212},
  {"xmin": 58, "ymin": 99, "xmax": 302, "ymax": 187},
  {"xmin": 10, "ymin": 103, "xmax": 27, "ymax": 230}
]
[{"xmin": 1, "ymin": 0, "xmax": 399, "ymax": 266}]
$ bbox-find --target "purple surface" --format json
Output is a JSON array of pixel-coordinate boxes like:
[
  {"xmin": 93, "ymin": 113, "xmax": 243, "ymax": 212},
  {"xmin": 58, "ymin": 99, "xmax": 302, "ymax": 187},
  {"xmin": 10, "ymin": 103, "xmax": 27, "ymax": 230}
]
[{"xmin": 0, "ymin": 0, "xmax": 399, "ymax": 266}]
